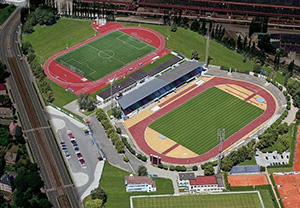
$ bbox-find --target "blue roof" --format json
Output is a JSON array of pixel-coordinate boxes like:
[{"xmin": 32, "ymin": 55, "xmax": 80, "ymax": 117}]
[
  {"xmin": 117, "ymin": 61, "xmax": 204, "ymax": 109},
  {"xmin": 230, "ymin": 165, "xmax": 260, "ymax": 174},
  {"xmin": 118, "ymin": 78, "xmax": 169, "ymax": 109}
]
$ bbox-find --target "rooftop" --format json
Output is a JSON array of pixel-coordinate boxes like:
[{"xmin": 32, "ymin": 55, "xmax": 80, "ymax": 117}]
[
  {"xmin": 0, "ymin": 173, "xmax": 14, "ymax": 186},
  {"xmin": 4, "ymin": 152, "xmax": 17, "ymax": 163},
  {"xmin": 178, "ymin": 172, "xmax": 196, "ymax": 181},
  {"xmin": 125, "ymin": 175, "xmax": 156, "ymax": 187},
  {"xmin": 118, "ymin": 61, "xmax": 204, "ymax": 109},
  {"xmin": 189, "ymin": 176, "xmax": 217, "ymax": 186},
  {"xmin": 0, "ymin": 83, "xmax": 6, "ymax": 91}
]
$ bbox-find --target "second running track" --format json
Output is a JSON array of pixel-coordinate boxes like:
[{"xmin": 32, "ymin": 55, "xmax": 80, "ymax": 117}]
[
  {"xmin": 44, "ymin": 22, "xmax": 170, "ymax": 94},
  {"xmin": 129, "ymin": 77, "xmax": 277, "ymax": 164}
]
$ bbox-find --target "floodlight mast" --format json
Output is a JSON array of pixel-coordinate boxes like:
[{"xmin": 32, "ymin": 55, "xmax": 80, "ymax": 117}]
[
  {"xmin": 217, "ymin": 128, "xmax": 225, "ymax": 173},
  {"xmin": 205, "ymin": 32, "xmax": 210, "ymax": 68},
  {"xmin": 109, "ymin": 75, "xmax": 117, "ymax": 109}
]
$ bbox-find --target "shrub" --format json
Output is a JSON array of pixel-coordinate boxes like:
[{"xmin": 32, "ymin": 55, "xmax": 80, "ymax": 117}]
[
  {"xmin": 220, "ymin": 66, "xmax": 229, "ymax": 71},
  {"xmin": 175, "ymin": 166, "xmax": 182, "ymax": 171},
  {"xmin": 158, "ymin": 164, "xmax": 163, "ymax": 169},
  {"xmin": 192, "ymin": 165, "xmax": 198, "ymax": 171},
  {"xmin": 141, "ymin": 156, "xmax": 147, "ymax": 162},
  {"xmin": 106, "ymin": 128, "xmax": 115, "ymax": 136},
  {"xmin": 101, "ymin": 120, "xmax": 111, "ymax": 130},
  {"xmin": 266, "ymin": 77, "xmax": 271, "ymax": 83},
  {"xmin": 181, "ymin": 166, "xmax": 187, "ymax": 172},
  {"xmin": 116, "ymin": 127, "xmax": 121, "ymax": 134},
  {"xmin": 163, "ymin": 165, "xmax": 168, "ymax": 170},
  {"xmin": 123, "ymin": 156, "xmax": 129, "ymax": 162},
  {"xmin": 260, "ymin": 166, "xmax": 266, "ymax": 172},
  {"xmin": 279, "ymin": 85, "xmax": 283, "ymax": 91},
  {"xmin": 137, "ymin": 154, "xmax": 142, "ymax": 160},
  {"xmin": 169, "ymin": 166, "xmax": 175, "ymax": 171}
]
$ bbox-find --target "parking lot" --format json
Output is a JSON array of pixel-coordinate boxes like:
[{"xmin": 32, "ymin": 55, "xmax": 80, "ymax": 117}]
[
  {"xmin": 46, "ymin": 106, "xmax": 104, "ymax": 200},
  {"xmin": 255, "ymin": 150, "xmax": 290, "ymax": 167}
]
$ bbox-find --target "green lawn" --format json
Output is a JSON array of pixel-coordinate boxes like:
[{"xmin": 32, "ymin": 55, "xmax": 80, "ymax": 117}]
[
  {"xmin": 238, "ymin": 156, "xmax": 257, "ymax": 166},
  {"xmin": 121, "ymin": 22, "xmax": 271, "ymax": 74},
  {"xmin": 84, "ymin": 162, "xmax": 174, "ymax": 208},
  {"xmin": 132, "ymin": 192, "xmax": 263, "ymax": 208},
  {"xmin": 55, "ymin": 30, "xmax": 155, "ymax": 81},
  {"xmin": 46, "ymin": 78, "xmax": 77, "ymax": 107},
  {"xmin": 150, "ymin": 87, "xmax": 264, "ymax": 155},
  {"xmin": 23, "ymin": 18, "xmax": 96, "ymax": 63},
  {"xmin": 0, "ymin": 4, "xmax": 15, "ymax": 25}
]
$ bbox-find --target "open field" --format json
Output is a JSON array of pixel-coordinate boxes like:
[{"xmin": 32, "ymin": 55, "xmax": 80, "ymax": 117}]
[
  {"xmin": 23, "ymin": 18, "xmax": 96, "ymax": 63},
  {"xmin": 131, "ymin": 192, "xmax": 263, "ymax": 208},
  {"xmin": 83, "ymin": 162, "xmax": 173, "ymax": 208},
  {"xmin": 55, "ymin": 30, "xmax": 155, "ymax": 81},
  {"xmin": 149, "ymin": 87, "xmax": 264, "ymax": 155}
]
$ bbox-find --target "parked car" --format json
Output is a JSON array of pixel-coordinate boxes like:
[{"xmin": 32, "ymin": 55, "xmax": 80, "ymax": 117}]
[
  {"xmin": 76, "ymin": 153, "xmax": 83, "ymax": 159},
  {"xmin": 98, "ymin": 156, "xmax": 103, "ymax": 161},
  {"xmin": 74, "ymin": 147, "xmax": 80, "ymax": 154},
  {"xmin": 79, "ymin": 159, "xmax": 86, "ymax": 168},
  {"xmin": 65, "ymin": 152, "xmax": 71, "ymax": 159}
]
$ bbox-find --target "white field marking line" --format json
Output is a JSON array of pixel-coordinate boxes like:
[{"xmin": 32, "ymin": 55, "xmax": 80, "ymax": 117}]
[
  {"xmin": 130, "ymin": 191, "xmax": 265, "ymax": 208},
  {"xmin": 116, "ymin": 33, "xmax": 149, "ymax": 51},
  {"xmin": 86, "ymin": 43, "xmax": 127, "ymax": 66},
  {"xmin": 68, "ymin": 58, "xmax": 96, "ymax": 76}
]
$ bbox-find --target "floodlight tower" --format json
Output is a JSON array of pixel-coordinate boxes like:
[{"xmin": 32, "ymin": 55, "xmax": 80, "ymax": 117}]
[
  {"xmin": 205, "ymin": 32, "xmax": 210, "ymax": 68},
  {"xmin": 109, "ymin": 75, "xmax": 117, "ymax": 109},
  {"xmin": 217, "ymin": 128, "xmax": 225, "ymax": 173}
]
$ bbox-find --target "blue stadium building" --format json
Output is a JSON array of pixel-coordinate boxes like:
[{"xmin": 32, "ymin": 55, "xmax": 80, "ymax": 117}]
[{"xmin": 117, "ymin": 61, "xmax": 204, "ymax": 116}]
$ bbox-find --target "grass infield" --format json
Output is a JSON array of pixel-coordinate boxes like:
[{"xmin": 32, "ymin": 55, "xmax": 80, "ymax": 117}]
[
  {"xmin": 132, "ymin": 192, "xmax": 263, "ymax": 208},
  {"xmin": 55, "ymin": 30, "xmax": 155, "ymax": 81},
  {"xmin": 150, "ymin": 87, "xmax": 264, "ymax": 155}
]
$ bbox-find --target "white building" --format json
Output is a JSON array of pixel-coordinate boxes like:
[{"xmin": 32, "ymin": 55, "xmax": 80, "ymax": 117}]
[
  {"xmin": 188, "ymin": 175, "xmax": 224, "ymax": 193},
  {"xmin": 125, "ymin": 175, "xmax": 156, "ymax": 192},
  {"xmin": 177, "ymin": 172, "xmax": 195, "ymax": 188}
]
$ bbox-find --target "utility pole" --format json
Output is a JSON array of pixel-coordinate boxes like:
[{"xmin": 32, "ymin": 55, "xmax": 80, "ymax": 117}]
[
  {"xmin": 217, "ymin": 128, "xmax": 225, "ymax": 173},
  {"xmin": 205, "ymin": 32, "xmax": 210, "ymax": 68},
  {"xmin": 109, "ymin": 75, "xmax": 116, "ymax": 109}
]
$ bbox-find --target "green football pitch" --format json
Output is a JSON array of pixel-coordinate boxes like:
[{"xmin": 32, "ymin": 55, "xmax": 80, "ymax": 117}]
[
  {"xmin": 132, "ymin": 193, "xmax": 263, "ymax": 208},
  {"xmin": 55, "ymin": 31, "xmax": 156, "ymax": 81},
  {"xmin": 149, "ymin": 87, "xmax": 264, "ymax": 155}
]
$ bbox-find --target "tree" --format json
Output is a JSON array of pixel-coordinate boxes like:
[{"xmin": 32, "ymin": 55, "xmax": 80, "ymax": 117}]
[
  {"xmin": 258, "ymin": 34, "xmax": 275, "ymax": 54},
  {"xmin": 111, "ymin": 107, "xmax": 122, "ymax": 119},
  {"xmin": 296, "ymin": 109, "xmax": 300, "ymax": 120},
  {"xmin": 27, "ymin": 53, "xmax": 36, "ymax": 64},
  {"xmin": 191, "ymin": 51, "xmax": 200, "ymax": 60},
  {"xmin": 207, "ymin": 56, "xmax": 212, "ymax": 67},
  {"xmin": 23, "ymin": 22, "xmax": 34, "ymax": 34},
  {"xmin": 252, "ymin": 61, "xmax": 262, "ymax": 73},
  {"xmin": 287, "ymin": 60, "xmax": 294, "ymax": 77},
  {"xmin": 77, "ymin": 93, "xmax": 95, "ymax": 111},
  {"xmin": 208, "ymin": 21, "xmax": 213, "ymax": 33},
  {"xmin": 85, "ymin": 199, "xmax": 103, "ymax": 208},
  {"xmin": 192, "ymin": 165, "xmax": 198, "ymax": 171},
  {"xmin": 21, "ymin": 41, "xmax": 34, "ymax": 55},
  {"xmin": 138, "ymin": 165, "xmax": 148, "ymax": 176},
  {"xmin": 274, "ymin": 49, "xmax": 281, "ymax": 71},
  {"xmin": 237, "ymin": 35, "xmax": 243, "ymax": 51},
  {"xmin": 204, "ymin": 165, "xmax": 215, "ymax": 176},
  {"xmin": 91, "ymin": 187, "xmax": 107, "ymax": 203}
]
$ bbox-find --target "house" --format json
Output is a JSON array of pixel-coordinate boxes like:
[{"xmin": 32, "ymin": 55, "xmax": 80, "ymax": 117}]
[
  {"xmin": 125, "ymin": 175, "xmax": 156, "ymax": 192},
  {"xmin": 188, "ymin": 175, "xmax": 225, "ymax": 193},
  {"xmin": 0, "ymin": 84, "xmax": 7, "ymax": 95},
  {"xmin": 0, "ymin": 106, "xmax": 13, "ymax": 118},
  {"xmin": 4, "ymin": 152, "xmax": 17, "ymax": 166},
  {"xmin": 9, "ymin": 122, "xmax": 20, "ymax": 136},
  {"xmin": 0, "ymin": 173, "xmax": 15, "ymax": 193},
  {"xmin": 177, "ymin": 172, "xmax": 195, "ymax": 188}
]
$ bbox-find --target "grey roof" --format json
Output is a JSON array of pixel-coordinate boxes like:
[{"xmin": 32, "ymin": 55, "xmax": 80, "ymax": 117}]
[
  {"xmin": 0, "ymin": 173, "xmax": 13, "ymax": 186},
  {"xmin": 118, "ymin": 78, "xmax": 168, "ymax": 109},
  {"xmin": 146, "ymin": 56, "xmax": 182, "ymax": 77},
  {"xmin": 178, "ymin": 173, "xmax": 195, "ymax": 181},
  {"xmin": 118, "ymin": 61, "xmax": 204, "ymax": 109},
  {"xmin": 230, "ymin": 165, "xmax": 260, "ymax": 174},
  {"xmin": 159, "ymin": 61, "xmax": 204, "ymax": 83},
  {"xmin": 98, "ymin": 70, "xmax": 148, "ymax": 100}
]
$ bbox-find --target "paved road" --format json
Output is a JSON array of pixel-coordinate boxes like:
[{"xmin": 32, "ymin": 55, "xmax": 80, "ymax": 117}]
[{"xmin": 0, "ymin": 8, "xmax": 80, "ymax": 208}]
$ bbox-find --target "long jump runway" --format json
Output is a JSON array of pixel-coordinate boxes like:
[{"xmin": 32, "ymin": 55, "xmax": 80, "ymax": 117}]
[{"xmin": 128, "ymin": 77, "xmax": 277, "ymax": 164}]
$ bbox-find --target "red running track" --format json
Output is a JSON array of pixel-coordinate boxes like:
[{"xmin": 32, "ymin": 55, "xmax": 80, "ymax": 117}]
[
  {"xmin": 129, "ymin": 77, "xmax": 277, "ymax": 164},
  {"xmin": 44, "ymin": 22, "xmax": 170, "ymax": 95}
]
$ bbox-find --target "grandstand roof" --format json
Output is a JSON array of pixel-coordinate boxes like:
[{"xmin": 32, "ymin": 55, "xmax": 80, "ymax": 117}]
[
  {"xmin": 146, "ymin": 56, "xmax": 182, "ymax": 77},
  {"xmin": 159, "ymin": 61, "xmax": 204, "ymax": 83},
  {"xmin": 230, "ymin": 165, "xmax": 261, "ymax": 174},
  {"xmin": 118, "ymin": 78, "xmax": 169, "ymax": 109},
  {"xmin": 117, "ymin": 61, "xmax": 204, "ymax": 109}
]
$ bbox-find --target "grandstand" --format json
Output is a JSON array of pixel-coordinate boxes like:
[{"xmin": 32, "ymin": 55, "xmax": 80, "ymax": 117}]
[{"xmin": 117, "ymin": 61, "xmax": 204, "ymax": 115}]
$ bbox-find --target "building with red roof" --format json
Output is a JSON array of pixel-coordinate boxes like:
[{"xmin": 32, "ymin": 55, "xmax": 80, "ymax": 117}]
[
  {"xmin": 0, "ymin": 83, "xmax": 7, "ymax": 95},
  {"xmin": 125, "ymin": 175, "xmax": 156, "ymax": 192},
  {"xmin": 188, "ymin": 175, "xmax": 225, "ymax": 193}
]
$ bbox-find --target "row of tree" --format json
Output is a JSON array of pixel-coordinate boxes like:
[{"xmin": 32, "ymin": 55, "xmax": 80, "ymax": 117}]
[{"xmin": 22, "ymin": 41, "xmax": 55, "ymax": 103}]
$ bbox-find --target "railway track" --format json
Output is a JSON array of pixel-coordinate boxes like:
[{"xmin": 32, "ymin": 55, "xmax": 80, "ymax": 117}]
[{"xmin": 7, "ymin": 57, "xmax": 71, "ymax": 208}]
